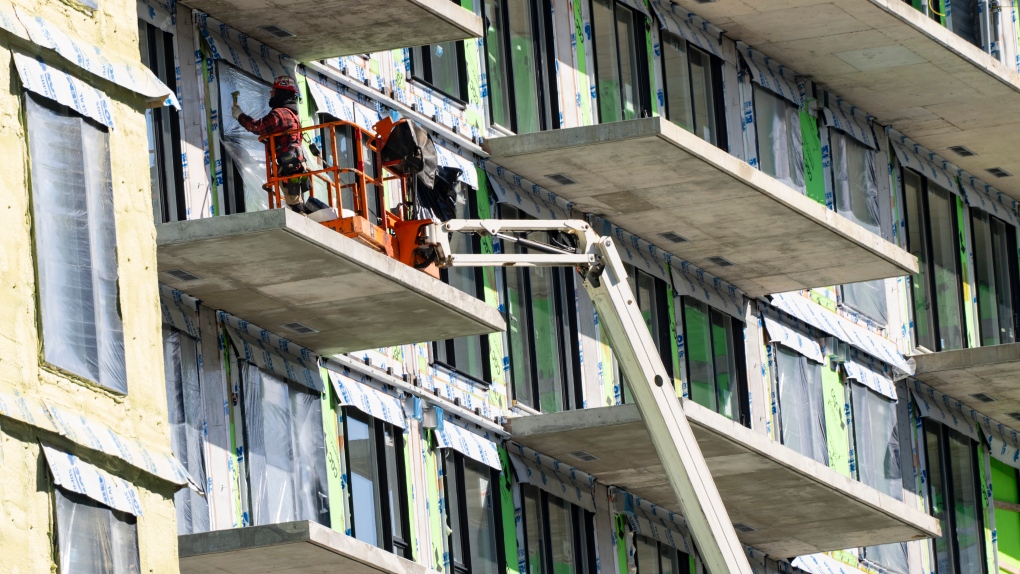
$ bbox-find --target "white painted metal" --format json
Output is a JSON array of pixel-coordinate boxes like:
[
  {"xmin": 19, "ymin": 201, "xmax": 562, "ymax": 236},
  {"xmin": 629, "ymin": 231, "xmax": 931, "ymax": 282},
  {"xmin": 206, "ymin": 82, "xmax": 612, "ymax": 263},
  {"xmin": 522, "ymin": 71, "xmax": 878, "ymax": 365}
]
[{"xmin": 431, "ymin": 219, "xmax": 753, "ymax": 574}]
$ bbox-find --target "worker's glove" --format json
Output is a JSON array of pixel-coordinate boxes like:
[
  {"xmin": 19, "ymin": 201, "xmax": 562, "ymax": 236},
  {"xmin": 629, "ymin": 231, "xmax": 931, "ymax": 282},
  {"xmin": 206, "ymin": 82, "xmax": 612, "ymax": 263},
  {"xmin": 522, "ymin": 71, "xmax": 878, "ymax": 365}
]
[{"xmin": 231, "ymin": 105, "xmax": 243, "ymax": 120}]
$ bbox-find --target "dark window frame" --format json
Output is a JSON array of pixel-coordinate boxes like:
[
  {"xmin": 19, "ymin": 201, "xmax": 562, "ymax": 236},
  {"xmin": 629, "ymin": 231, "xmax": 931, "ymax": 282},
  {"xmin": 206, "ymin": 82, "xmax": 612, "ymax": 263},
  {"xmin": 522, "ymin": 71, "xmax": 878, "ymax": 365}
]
[
  {"xmin": 969, "ymin": 210, "xmax": 1019, "ymax": 346},
  {"xmin": 658, "ymin": 31, "xmax": 726, "ymax": 150},
  {"xmin": 139, "ymin": 19, "xmax": 185, "ymax": 224},
  {"xmin": 588, "ymin": 0, "xmax": 652, "ymax": 123},
  {"xmin": 633, "ymin": 533, "xmax": 693, "ymax": 574},
  {"xmin": 442, "ymin": 450, "xmax": 507, "ymax": 574},
  {"xmin": 680, "ymin": 297, "xmax": 749, "ymax": 426},
  {"xmin": 519, "ymin": 483, "xmax": 598, "ymax": 574}
]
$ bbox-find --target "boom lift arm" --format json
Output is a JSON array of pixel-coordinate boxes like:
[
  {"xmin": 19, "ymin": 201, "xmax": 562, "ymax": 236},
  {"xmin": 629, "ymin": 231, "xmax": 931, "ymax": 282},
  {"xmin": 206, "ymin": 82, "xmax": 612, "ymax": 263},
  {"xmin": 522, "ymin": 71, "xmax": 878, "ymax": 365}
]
[{"xmin": 426, "ymin": 219, "xmax": 753, "ymax": 574}]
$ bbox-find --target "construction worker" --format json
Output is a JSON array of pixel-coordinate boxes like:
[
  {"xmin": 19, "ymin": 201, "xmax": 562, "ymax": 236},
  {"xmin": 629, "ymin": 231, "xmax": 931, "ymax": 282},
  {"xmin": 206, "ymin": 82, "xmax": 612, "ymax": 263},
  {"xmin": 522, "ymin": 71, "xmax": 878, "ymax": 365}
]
[{"xmin": 232, "ymin": 75, "xmax": 311, "ymax": 213}]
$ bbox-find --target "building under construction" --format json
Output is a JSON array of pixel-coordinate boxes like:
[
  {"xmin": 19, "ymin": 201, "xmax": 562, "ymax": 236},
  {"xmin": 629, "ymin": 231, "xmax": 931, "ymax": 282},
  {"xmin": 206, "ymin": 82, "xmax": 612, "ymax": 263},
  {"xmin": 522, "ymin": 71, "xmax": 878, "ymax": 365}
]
[{"xmin": 5, "ymin": 0, "xmax": 1020, "ymax": 572}]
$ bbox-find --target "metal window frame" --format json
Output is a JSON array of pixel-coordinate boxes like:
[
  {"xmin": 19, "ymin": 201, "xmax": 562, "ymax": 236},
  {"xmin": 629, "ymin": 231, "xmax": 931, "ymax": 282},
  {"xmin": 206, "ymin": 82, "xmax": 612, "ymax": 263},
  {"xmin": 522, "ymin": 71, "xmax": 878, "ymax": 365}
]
[
  {"xmin": 140, "ymin": 19, "xmax": 186, "ymax": 223},
  {"xmin": 588, "ymin": 0, "xmax": 652, "ymax": 123},
  {"xmin": 680, "ymin": 296, "xmax": 750, "ymax": 426},
  {"xmin": 443, "ymin": 450, "xmax": 507, "ymax": 574}
]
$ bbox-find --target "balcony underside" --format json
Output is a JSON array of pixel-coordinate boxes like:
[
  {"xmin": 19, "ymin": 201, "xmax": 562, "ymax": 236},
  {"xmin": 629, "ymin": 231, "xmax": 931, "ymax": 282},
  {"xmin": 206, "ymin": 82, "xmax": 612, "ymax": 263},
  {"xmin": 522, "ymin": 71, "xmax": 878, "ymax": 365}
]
[
  {"xmin": 912, "ymin": 343, "xmax": 1020, "ymax": 425},
  {"xmin": 179, "ymin": 521, "xmax": 436, "ymax": 574},
  {"xmin": 157, "ymin": 210, "xmax": 505, "ymax": 355},
  {"xmin": 671, "ymin": 0, "xmax": 1020, "ymax": 200},
  {"xmin": 508, "ymin": 402, "xmax": 940, "ymax": 559},
  {"xmin": 484, "ymin": 117, "xmax": 918, "ymax": 297},
  {"xmin": 179, "ymin": 0, "xmax": 483, "ymax": 61}
]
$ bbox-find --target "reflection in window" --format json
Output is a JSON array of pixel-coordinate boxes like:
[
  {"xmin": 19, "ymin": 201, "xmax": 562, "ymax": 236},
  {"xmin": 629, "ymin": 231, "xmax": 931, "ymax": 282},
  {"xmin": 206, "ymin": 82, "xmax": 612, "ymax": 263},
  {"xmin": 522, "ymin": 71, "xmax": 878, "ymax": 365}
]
[
  {"xmin": 971, "ymin": 211, "xmax": 1017, "ymax": 346},
  {"xmin": 682, "ymin": 298, "xmax": 746, "ymax": 424},
  {"xmin": 591, "ymin": 0, "xmax": 649, "ymax": 123},
  {"xmin": 924, "ymin": 421, "xmax": 986, "ymax": 574},
  {"xmin": 485, "ymin": 0, "xmax": 556, "ymax": 133},
  {"xmin": 444, "ymin": 451, "xmax": 503, "ymax": 574},
  {"xmin": 519, "ymin": 484, "xmax": 596, "ymax": 574},
  {"xmin": 661, "ymin": 33, "xmax": 721, "ymax": 146},
  {"xmin": 633, "ymin": 534, "xmax": 692, "ymax": 574}
]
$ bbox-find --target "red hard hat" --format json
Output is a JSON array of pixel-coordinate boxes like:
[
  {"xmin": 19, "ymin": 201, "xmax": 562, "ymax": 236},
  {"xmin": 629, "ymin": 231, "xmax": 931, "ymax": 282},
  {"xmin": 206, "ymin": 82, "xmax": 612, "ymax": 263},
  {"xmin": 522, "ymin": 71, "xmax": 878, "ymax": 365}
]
[{"xmin": 272, "ymin": 75, "xmax": 299, "ymax": 94}]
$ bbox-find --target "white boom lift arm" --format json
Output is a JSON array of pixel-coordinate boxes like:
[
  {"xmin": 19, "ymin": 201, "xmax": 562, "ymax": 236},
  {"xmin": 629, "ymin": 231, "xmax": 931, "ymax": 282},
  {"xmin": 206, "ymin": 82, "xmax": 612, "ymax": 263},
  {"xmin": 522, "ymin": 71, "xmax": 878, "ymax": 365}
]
[{"xmin": 425, "ymin": 219, "xmax": 753, "ymax": 574}]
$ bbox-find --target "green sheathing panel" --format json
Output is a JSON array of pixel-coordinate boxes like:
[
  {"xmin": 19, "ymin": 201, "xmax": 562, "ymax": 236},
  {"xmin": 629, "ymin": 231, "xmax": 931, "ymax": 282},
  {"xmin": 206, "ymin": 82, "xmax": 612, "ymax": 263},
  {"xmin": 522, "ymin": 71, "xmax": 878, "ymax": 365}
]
[
  {"xmin": 573, "ymin": 0, "xmax": 593, "ymax": 126},
  {"xmin": 296, "ymin": 74, "xmax": 314, "ymax": 128},
  {"xmin": 477, "ymin": 172, "xmax": 508, "ymax": 409},
  {"xmin": 319, "ymin": 366, "xmax": 346, "ymax": 533},
  {"xmin": 980, "ymin": 443, "xmax": 996, "ymax": 574},
  {"xmin": 460, "ymin": 0, "xmax": 485, "ymax": 132},
  {"xmin": 427, "ymin": 433, "xmax": 447, "ymax": 572},
  {"xmin": 809, "ymin": 289, "xmax": 837, "ymax": 313},
  {"xmin": 404, "ymin": 424, "xmax": 419, "ymax": 561},
  {"xmin": 957, "ymin": 194, "xmax": 978, "ymax": 348},
  {"xmin": 823, "ymin": 365, "xmax": 851, "ymax": 477},
  {"xmin": 499, "ymin": 447, "xmax": 520, "ymax": 574},
  {"xmin": 615, "ymin": 514, "xmax": 628, "ymax": 574},
  {"xmin": 992, "ymin": 459, "xmax": 1020, "ymax": 572},
  {"xmin": 801, "ymin": 110, "xmax": 826, "ymax": 206}
]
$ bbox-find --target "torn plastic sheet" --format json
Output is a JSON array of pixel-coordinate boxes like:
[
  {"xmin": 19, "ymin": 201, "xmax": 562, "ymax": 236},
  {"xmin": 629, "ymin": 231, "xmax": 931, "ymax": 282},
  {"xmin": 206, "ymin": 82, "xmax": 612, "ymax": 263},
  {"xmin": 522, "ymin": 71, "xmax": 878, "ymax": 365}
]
[
  {"xmin": 649, "ymin": 0, "xmax": 722, "ymax": 59},
  {"xmin": 159, "ymin": 283, "xmax": 200, "ymax": 339},
  {"xmin": 508, "ymin": 442, "xmax": 595, "ymax": 511},
  {"xmin": 887, "ymin": 128, "xmax": 958, "ymax": 194},
  {"xmin": 0, "ymin": 391, "xmax": 200, "ymax": 491},
  {"xmin": 196, "ymin": 12, "xmax": 295, "ymax": 84},
  {"xmin": 737, "ymin": 41, "xmax": 803, "ymax": 105},
  {"xmin": 761, "ymin": 311, "xmax": 824, "ymax": 363},
  {"xmin": 217, "ymin": 62, "xmax": 272, "ymax": 213},
  {"xmin": 137, "ymin": 0, "xmax": 173, "ymax": 33},
  {"xmin": 823, "ymin": 101, "xmax": 877, "ymax": 150},
  {"xmin": 14, "ymin": 51, "xmax": 115, "ymax": 129},
  {"xmin": 15, "ymin": 6, "xmax": 178, "ymax": 108},
  {"xmin": 219, "ymin": 311, "xmax": 322, "ymax": 392},
  {"xmin": 43, "ymin": 443, "xmax": 144, "ymax": 516},
  {"xmin": 435, "ymin": 419, "xmax": 501, "ymax": 470},
  {"xmin": 611, "ymin": 487, "xmax": 693, "ymax": 553},
  {"xmin": 327, "ymin": 369, "xmax": 406, "ymax": 428}
]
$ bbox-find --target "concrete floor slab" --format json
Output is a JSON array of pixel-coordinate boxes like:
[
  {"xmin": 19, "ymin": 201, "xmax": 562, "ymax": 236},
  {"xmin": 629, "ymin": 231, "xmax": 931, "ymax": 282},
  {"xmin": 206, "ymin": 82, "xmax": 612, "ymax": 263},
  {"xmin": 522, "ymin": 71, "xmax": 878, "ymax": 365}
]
[
  {"xmin": 507, "ymin": 402, "xmax": 940, "ymax": 559},
  {"xmin": 157, "ymin": 210, "xmax": 505, "ymax": 355},
  {"xmin": 179, "ymin": 520, "xmax": 439, "ymax": 574},
  {"xmin": 669, "ymin": 0, "xmax": 1020, "ymax": 201},
  {"xmin": 912, "ymin": 344, "xmax": 1020, "ymax": 426},
  {"xmin": 180, "ymin": 0, "xmax": 482, "ymax": 61},
  {"xmin": 484, "ymin": 117, "xmax": 918, "ymax": 297}
]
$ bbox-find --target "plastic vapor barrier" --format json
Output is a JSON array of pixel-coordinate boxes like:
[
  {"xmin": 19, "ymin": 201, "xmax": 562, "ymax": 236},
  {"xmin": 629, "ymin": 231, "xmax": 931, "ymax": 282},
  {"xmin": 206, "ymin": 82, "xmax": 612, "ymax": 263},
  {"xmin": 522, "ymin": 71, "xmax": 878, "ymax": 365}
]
[
  {"xmin": 775, "ymin": 347, "xmax": 827, "ymax": 465},
  {"xmin": 218, "ymin": 62, "xmax": 273, "ymax": 213}
]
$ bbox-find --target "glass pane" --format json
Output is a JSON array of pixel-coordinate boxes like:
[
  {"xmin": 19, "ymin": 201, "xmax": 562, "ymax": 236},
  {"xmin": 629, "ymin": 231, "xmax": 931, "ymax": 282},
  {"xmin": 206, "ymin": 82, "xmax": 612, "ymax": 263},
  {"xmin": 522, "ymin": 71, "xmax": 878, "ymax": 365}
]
[
  {"xmin": 925, "ymin": 424, "xmax": 954, "ymax": 574},
  {"xmin": 547, "ymin": 496, "xmax": 576, "ymax": 574},
  {"xmin": 531, "ymin": 245, "xmax": 565, "ymax": 413},
  {"xmin": 775, "ymin": 347, "xmax": 827, "ymax": 464},
  {"xmin": 444, "ymin": 196, "xmax": 486, "ymax": 380},
  {"xmin": 508, "ymin": 0, "xmax": 542, "ymax": 133},
  {"xmin": 486, "ymin": 0, "xmax": 512, "ymax": 128},
  {"xmin": 710, "ymin": 310, "xmax": 739, "ymax": 421},
  {"xmin": 615, "ymin": 4, "xmax": 640, "ymax": 120},
  {"xmin": 383, "ymin": 425, "xmax": 407, "ymax": 541},
  {"xmin": 592, "ymin": 0, "xmax": 621, "ymax": 123},
  {"xmin": 928, "ymin": 184, "xmax": 964, "ymax": 350},
  {"xmin": 662, "ymin": 33, "xmax": 693, "ymax": 132},
  {"xmin": 990, "ymin": 216, "xmax": 1016, "ymax": 344},
  {"xmin": 522, "ymin": 485, "xmax": 544, "ymax": 574},
  {"xmin": 659, "ymin": 540, "xmax": 679, "ymax": 574},
  {"xmin": 56, "ymin": 489, "xmax": 139, "ymax": 574},
  {"xmin": 637, "ymin": 271, "xmax": 661, "ymax": 352},
  {"xmin": 948, "ymin": 430, "xmax": 984, "ymax": 572},
  {"xmin": 683, "ymin": 299, "xmax": 716, "ymax": 411},
  {"xmin": 506, "ymin": 242, "xmax": 535, "ymax": 408},
  {"xmin": 635, "ymin": 535, "xmax": 658, "ymax": 574},
  {"xmin": 348, "ymin": 413, "xmax": 383, "ymax": 547},
  {"xmin": 430, "ymin": 41, "xmax": 462, "ymax": 99},
  {"xmin": 465, "ymin": 460, "xmax": 500, "ymax": 574},
  {"xmin": 948, "ymin": 0, "xmax": 981, "ymax": 48},
  {"xmin": 973, "ymin": 212, "xmax": 1001, "ymax": 345},
  {"xmin": 446, "ymin": 451, "xmax": 467, "ymax": 567},
  {"xmin": 904, "ymin": 169, "xmax": 936, "ymax": 351},
  {"xmin": 688, "ymin": 46, "xmax": 717, "ymax": 145}
]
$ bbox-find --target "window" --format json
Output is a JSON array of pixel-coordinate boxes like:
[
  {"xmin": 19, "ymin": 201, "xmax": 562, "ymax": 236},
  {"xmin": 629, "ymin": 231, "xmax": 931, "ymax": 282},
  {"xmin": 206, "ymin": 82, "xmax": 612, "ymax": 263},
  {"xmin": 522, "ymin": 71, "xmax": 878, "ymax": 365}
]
[
  {"xmin": 902, "ymin": 169, "xmax": 966, "ymax": 351},
  {"xmin": 634, "ymin": 534, "xmax": 692, "ymax": 574},
  {"xmin": 484, "ymin": 0, "xmax": 557, "ymax": 133},
  {"xmin": 162, "ymin": 327, "xmax": 209, "ymax": 535},
  {"xmin": 436, "ymin": 190, "xmax": 489, "ymax": 381},
  {"xmin": 753, "ymin": 86, "xmax": 804, "ymax": 192},
  {"xmin": 443, "ymin": 451, "xmax": 504, "ymax": 574},
  {"xmin": 774, "ymin": 347, "xmax": 826, "ymax": 463},
  {"xmin": 56, "ymin": 488, "xmax": 140, "ymax": 573},
  {"xmin": 849, "ymin": 383, "xmax": 905, "ymax": 571},
  {"xmin": 947, "ymin": 0, "xmax": 981, "ymax": 49},
  {"xmin": 682, "ymin": 298, "xmax": 747, "ymax": 424},
  {"xmin": 341, "ymin": 409, "xmax": 411, "ymax": 557},
  {"xmin": 660, "ymin": 33, "xmax": 724, "ymax": 147},
  {"xmin": 924, "ymin": 421, "xmax": 987, "ymax": 574},
  {"xmin": 502, "ymin": 206, "xmax": 579, "ymax": 412},
  {"xmin": 971, "ymin": 211, "xmax": 1017, "ymax": 346},
  {"xmin": 26, "ymin": 95, "xmax": 127, "ymax": 393},
  {"xmin": 519, "ymin": 484, "xmax": 597, "ymax": 574},
  {"xmin": 590, "ymin": 0, "xmax": 650, "ymax": 123},
  {"xmin": 237, "ymin": 364, "xmax": 330, "ymax": 526},
  {"xmin": 832, "ymin": 131, "xmax": 888, "ymax": 325},
  {"xmin": 412, "ymin": 1, "xmax": 470, "ymax": 103},
  {"xmin": 138, "ymin": 20, "xmax": 185, "ymax": 224}
]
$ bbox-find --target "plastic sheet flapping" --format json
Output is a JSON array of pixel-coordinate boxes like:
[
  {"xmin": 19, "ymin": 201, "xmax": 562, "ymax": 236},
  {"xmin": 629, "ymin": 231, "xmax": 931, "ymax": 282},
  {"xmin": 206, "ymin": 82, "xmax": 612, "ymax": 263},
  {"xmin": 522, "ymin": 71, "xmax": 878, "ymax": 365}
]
[
  {"xmin": 754, "ymin": 87, "xmax": 804, "ymax": 193},
  {"xmin": 26, "ymin": 95, "xmax": 127, "ymax": 393},
  {"xmin": 218, "ymin": 62, "xmax": 272, "ymax": 213},
  {"xmin": 241, "ymin": 365, "xmax": 331, "ymax": 527},
  {"xmin": 56, "ymin": 489, "xmax": 140, "ymax": 574},
  {"xmin": 163, "ymin": 328, "xmax": 209, "ymax": 534},
  {"xmin": 775, "ymin": 347, "xmax": 827, "ymax": 465}
]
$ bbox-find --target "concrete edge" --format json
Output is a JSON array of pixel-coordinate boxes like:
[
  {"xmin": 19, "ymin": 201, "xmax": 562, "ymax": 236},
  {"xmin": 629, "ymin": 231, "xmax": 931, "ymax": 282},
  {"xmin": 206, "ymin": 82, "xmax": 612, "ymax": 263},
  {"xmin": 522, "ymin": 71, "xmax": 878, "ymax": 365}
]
[
  {"xmin": 305, "ymin": 521, "xmax": 442, "ymax": 574},
  {"xmin": 654, "ymin": 119, "xmax": 921, "ymax": 277},
  {"xmin": 481, "ymin": 117, "xmax": 662, "ymax": 158},
  {"xmin": 911, "ymin": 342, "xmax": 1020, "ymax": 374},
  {"xmin": 681, "ymin": 399, "xmax": 942, "ymax": 539},
  {"xmin": 178, "ymin": 520, "xmax": 313, "ymax": 557},
  {"xmin": 410, "ymin": 0, "xmax": 485, "ymax": 39},
  {"xmin": 507, "ymin": 402, "xmax": 643, "ymax": 437}
]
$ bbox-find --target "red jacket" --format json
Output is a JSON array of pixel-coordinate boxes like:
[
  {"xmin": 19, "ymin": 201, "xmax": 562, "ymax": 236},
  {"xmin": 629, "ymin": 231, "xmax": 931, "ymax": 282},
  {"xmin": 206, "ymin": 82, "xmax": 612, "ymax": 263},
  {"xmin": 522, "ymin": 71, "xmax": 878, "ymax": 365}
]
[{"xmin": 238, "ymin": 106, "xmax": 302, "ymax": 162}]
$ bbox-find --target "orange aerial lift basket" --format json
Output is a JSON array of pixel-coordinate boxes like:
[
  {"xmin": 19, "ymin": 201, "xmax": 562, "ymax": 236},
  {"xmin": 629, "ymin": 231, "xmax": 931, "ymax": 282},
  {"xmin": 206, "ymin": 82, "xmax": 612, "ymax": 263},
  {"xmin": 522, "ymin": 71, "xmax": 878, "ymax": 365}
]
[{"xmin": 260, "ymin": 117, "xmax": 439, "ymax": 278}]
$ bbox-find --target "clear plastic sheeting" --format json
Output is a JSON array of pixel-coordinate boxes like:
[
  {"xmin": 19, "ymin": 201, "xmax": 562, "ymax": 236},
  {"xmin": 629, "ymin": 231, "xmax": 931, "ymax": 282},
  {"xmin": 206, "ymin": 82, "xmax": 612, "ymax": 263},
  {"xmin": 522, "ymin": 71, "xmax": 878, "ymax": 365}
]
[
  {"xmin": 43, "ymin": 444, "xmax": 143, "ymax": 517},
  {"xmin": 26, "ymin": 95, "xmax": 127, "ymax": 393},
  {"xmin": 648, "ymin": 0, "xmax": 723, "ymax": 59},
  {"xmin": 14, "ymin": 51, "xmax": 115, "ymax": 129},
  {"xmin": 754, "ymin": 86, "xmax": 804, "ymax": 192},
  {"xmin": 738, "ymin": 41, "xmax": 803, "ymax": 105},
  {"xmin": 761, "ymin": 313, "xmax": 824, "ymax": 363},
  {"xmin": 832, "ymin": 133, "xmax": 881, "ymax": 235},
  {"xmin": 841, "ymin": 280, "xmax": 888, "ymax": 329},
  {"xmin": 611, "ymin": 488, "xmax": 693, "ymax": 553},
  {"xmin": 241, "ymin": 365, "xmax": 331, "ymax": 527},
  {"xmin": 219, "ymin": 311, "xmax": 322, "ymax": 391},
  {"xmin": 843, "ymin": 350, "xmax": 896, "ymax": 400},
  {"xmin": 218, "ymin": 62, "xmax": 273, "ymax": 213},
  {"xmin": 163, "ymin": 328, "xmax": 209, "ymax": 534},
  {"xmin": 56, "ymin": 488, "xmax": 140, "ymax": 574},
  {"xmin": 508, "ymin": 443, "xmax": 596, "ymax": 512},
  {"xmin": 435, "ymin": 419, "xmax": 501, "ymax": 470},
  {"xmin": 775, "ymin": 346, "xmax": 827, "ymax": 465},
  {"xmin": 850, "ymin": 383, "xmax": 902, "ymax": 499}
]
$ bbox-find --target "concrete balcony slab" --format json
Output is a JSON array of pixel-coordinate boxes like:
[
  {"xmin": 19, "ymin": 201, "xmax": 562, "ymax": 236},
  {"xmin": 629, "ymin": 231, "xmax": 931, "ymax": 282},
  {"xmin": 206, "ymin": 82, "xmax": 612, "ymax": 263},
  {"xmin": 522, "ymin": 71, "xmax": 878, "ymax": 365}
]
[
  {"xmin": 484, "ymin": 117, "xmax": 918, "ymax": 297},
  {"xmin": 912, "ymin": 344, "xmax": 1020, "ymax": 424},
  {"xmin": 508, "ymin": 402, "xmax": 940, "ymax": 559},
  {"xmin": 179, "ymin": 520, "xmax": 435, "ymax": 574},
  {"xmin": 157, "ymin": 210, "xmax": 505, "ymax": 355},
  {"xmin": 669, "ymin": 0, "xmax": 1020, "ymax": 200},
  {"xmin": 183, "ymin": 0, "xmax": 482, "ymax": 61}
]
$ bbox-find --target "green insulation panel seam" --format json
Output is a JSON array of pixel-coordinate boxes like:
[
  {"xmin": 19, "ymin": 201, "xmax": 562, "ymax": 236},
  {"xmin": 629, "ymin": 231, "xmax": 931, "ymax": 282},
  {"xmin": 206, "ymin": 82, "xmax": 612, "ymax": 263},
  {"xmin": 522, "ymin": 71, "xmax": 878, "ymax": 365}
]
[
  {"xmin": 822, "ymin": 364, "xmax": 850, "ymax": 477},
  {"xmin": 801, "ymin": 109, "xmax": 825, "ymax": 207},
  {"xmin": 498, "ymin": 447, "xmax": 520, "ymax": 574},
  {"xmin": 992, "ymin": 458, "xmax": 1020, "ymax": 572},
  {"xmin": 573, "ymin": 0, "xmax": 592, "ymax": 126},
  {"xmin": 320, "ymin": 366, "xmax": 346, "ymax": 534}
]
